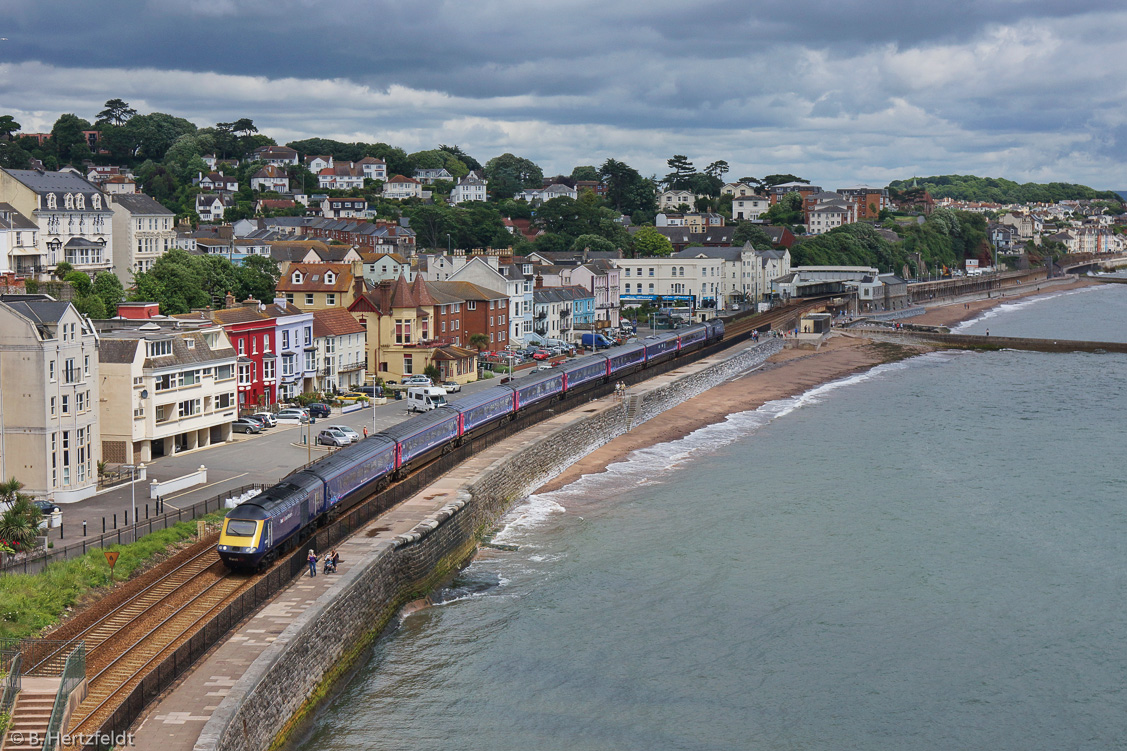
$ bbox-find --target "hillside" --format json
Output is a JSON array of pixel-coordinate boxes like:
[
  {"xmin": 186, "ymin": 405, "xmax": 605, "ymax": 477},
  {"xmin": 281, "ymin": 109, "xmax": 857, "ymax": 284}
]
[{"xmin": 887, "ymin": 175, "xmax": 1122, "ymax": 205}]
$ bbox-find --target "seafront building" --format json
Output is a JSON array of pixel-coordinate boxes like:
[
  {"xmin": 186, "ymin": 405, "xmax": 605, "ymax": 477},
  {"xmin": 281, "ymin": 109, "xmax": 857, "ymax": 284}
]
[{"xmin": 0, "ymin": 295, "xmax": 100, "ymax": 503}]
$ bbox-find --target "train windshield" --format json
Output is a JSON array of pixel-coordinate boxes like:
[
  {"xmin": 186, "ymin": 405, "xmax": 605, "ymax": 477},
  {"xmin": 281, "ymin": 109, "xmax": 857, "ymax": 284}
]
[{"xmin": 225, "ymin": 519, "xmax": 258, "ymax": 537}]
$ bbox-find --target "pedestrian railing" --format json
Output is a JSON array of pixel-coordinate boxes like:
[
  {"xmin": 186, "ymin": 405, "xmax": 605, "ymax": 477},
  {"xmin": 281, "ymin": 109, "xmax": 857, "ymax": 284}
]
[
  {"xmin": 41, "ymin": 642, "xmax": 84, "ymax": 751},
  {"xmin": 0, "ymin": 651, "xmax": 21, "ymax": 715}
]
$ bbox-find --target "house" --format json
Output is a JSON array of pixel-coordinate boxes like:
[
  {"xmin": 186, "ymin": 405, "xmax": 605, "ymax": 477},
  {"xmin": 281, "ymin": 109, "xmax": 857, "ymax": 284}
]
[
  {"xmin": 195, "ymin": 193, "xmax": 232, "ymax": 223},
  {"xmin": 181, "ymin": 300, "xmax": 277, "ymax": 410},
  {"xmin": 250, "ymin": 145, "xmax": 299, "ymax": 166},
  {"xmin": 803, "ymin": 192, "xmax": 857, "ymax": 234},
  {"xmin": 0, "ymin": 295, "xmax": 100, "ymax": 502},
  {"xmin": 250, "ymin": 165, "xmax": 290, "ymax": 193},
  {"xmin": 768, "ymin": 182, "xmax": 822, "ymax": 205},
  {"xmin": 264, "ymin": 299, "xmax": 316, "ymax": 400},
  {"xmin": 837, "ymin": 186, "xmax": 889, "ymax": 220},
  {"xmin": 317, "ymin": 163, "xmax": 365, "ymax": 191},
  {"xmin": 413, "ymin": 168, "xmax": 453, "ymax": 184},
  {"xmin": 427, "ymin": 280, "xmax": 510, "ymax": 350},
  {"xmin": 518, "ymin": 183, "xmax": 578, "ymax": 202},
  {"xmin": 658, "ymin": 189, "xmax": 698, "ymax": 211},
  {"xmin": 360, "ymin": 251, "xmax": 412, "ymax": 284},
  {"xmin": 382, "ymin": 175, "xmax": 423, "ymax": 200},
  {"xmin": 256, "ymin": 198, "xmax": 297, "ymax": 214},
  {"xmin": 304, "ymin": 155, "xmax": 334, "ymax": 173},
  {"xmin": 448, "ymin": 257, "xmax": 535, "ymax": 346},
  {"xmin": 109, "ymin": 193, "xmax": 177, "ymax": 282},
  {"xmin": 356, "ymin": 156, "xmax": 387, "ymax": 182},
  {"xmin": 732, "ymin": 194, "xmax": 770, "ymax": 221},
  {"xmin": 195, "ymin": 172, "xmax": 239, "ymax": 193},
  {"xmin": 656, "ymin": 212, "xmax": 724, "ymax": 232},
  {"xmin": 311, "ymin": 308, "xmax": 367, "ymax": 393},
  {"xmin": 348, "ymin": 274, "xmax": 477, "ymax": 382},
  {"xmin": 0, "ymin": 168, "xmax": 114, "ymax": 278},
  {"xmin": 97, "ymin": 317, "xmax": 237, "ymax": 464},
  {"xmin": 321, "ymin": 197, "xmax": 368, "ymax": 219},
  {"xmin": 102, "ymin": 175, "xmax": 137, "ymax": 195},
  {"xmin": 275, "ymin": 261, "xmax": 359, "ymax": 311},
  {"xmin": 563, "ymin": 260, "xmax": 621, "ymax": 327},
  {"xmin": 721, "ymin": 182, "xmax": 758, "ymax": 197},
  {"xmin": 0, "ymin": 202, "xmax": 40, "ymax": 275},
  {"xmin": 574, "ymin": 180, "xmax": 608, "ymax": 198},
  {"xmin": 449, "ymin": 171, "xmax": 488, "ymax": 204},
  {"xmin": 531, "ymin": 285, "xmax": 595, "ymax": 341},
  {"xmin": 614, "ymin": 254, "xmax": 725, "ymax": 315}
]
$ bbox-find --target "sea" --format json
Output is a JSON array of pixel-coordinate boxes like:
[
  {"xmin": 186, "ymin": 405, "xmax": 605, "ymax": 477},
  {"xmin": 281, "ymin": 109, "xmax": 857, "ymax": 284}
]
[{"xmin": 296, "ymin": 281, "xmax": 1127, "ymax": 751}]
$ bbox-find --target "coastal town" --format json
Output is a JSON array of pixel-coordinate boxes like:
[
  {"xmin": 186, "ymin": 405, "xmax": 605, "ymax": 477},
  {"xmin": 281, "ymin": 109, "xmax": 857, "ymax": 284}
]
[{"xmin": 1, "ymin": 103, "xmax": 1127, "ymax": 751}]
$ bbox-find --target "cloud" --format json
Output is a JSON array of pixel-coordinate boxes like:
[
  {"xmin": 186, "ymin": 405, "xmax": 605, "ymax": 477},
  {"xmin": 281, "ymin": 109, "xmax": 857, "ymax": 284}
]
[{"xmin": 2, "ymin": 2, "xmax": 1127, "ymax": 187}]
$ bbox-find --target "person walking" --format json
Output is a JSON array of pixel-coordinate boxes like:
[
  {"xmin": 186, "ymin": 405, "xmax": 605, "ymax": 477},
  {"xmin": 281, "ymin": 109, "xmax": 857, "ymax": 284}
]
[
  {"xmin": 307, "ymin": 549, "xmax": 317, "ymax": 577},
  {"xmin": 363, "ymin": 426, "xmax": 369, "ymax": 438}
]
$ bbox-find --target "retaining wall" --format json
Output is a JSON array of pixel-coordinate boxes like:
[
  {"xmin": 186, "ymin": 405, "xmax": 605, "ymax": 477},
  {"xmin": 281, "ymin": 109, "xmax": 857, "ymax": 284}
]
[{"xmin": 198, "ymin": 338, "xmax": 782, "ymax": 751}]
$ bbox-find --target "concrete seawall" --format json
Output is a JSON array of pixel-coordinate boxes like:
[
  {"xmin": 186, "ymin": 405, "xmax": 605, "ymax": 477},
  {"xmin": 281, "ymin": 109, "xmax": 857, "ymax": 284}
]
[{"xmin": 196, "ymin": 338, "xmax": 783, "ymax": 751}]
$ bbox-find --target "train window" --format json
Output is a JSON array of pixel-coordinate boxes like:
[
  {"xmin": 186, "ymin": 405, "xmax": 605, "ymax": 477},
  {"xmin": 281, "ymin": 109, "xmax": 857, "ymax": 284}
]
[{"xmin": 226, "ymin": 519, "xmax": 258, "ymax": 537}]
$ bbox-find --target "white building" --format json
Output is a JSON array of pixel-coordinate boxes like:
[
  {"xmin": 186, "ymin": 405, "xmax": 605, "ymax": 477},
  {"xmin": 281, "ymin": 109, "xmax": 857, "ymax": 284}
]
[
  {"xmin": 250, "ymin": 165, "xmax": 290, "ymax": 193},
  {"xmin": 312, "ymin": 308, "xmax": 367, "ymax": 392},
  {"xmin": 110, "ymin": 194, "xmax": 177, "ymax": 282},
  {"xmin": 0, "ymin": 202, "xmax": 39, "ymax": 275},
  {"xmin": 731, "ymin": 194, "xmax": 770, "ymax": 221},
  {"xmin": 98, "ymin": 318, "xmax": 238, "ymax": 464},
  {"xmin": 447, "ymin": 256, "xmax": 534, "ymax": 346},
  {"xmin": 614, "ymin": 254, "xmax": 726, "ymax": 312},
  {"xmin": 382, "ymin": 175, "xmax": 423, "ymax": 200},
  {"xmin": 356, "ymin": 157, "xmax": 387, "ymax": 182},
  {"xmin": 450, "ymin": 171, "xmax": 488, "ymax": 204}
]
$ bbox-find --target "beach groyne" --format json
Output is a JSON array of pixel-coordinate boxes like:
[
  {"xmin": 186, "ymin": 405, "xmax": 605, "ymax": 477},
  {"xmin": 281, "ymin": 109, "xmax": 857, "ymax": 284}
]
[{"xmin": 195, "ymin": 338, "xmax": 783, "ymax": 751}]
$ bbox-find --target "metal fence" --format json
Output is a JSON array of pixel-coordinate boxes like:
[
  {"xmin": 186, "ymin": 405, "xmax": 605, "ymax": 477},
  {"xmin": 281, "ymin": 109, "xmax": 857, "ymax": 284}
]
[
  {"xmin": 0, "ymin": 484, "xmax": 268, "ymax": 576},
  {"xmin": 0, "ymin": 652, "xmax": 21, "ymax": 715},
  {"xmin": 42, "ymin": 642, "xmax": 85, "ymax": 751}
]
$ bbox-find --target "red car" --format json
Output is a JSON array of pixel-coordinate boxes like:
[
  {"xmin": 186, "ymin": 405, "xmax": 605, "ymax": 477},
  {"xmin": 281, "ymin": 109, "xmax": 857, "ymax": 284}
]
[{"xmin": 531, "ymin": 350, "xmax": 550, "ymax": 360}]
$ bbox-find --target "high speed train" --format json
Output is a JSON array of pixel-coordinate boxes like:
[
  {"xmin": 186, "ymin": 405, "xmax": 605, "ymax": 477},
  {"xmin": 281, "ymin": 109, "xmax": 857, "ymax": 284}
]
[{"xmin": 218, "ymin": 319, "xmax": 724, "ymax": 571}]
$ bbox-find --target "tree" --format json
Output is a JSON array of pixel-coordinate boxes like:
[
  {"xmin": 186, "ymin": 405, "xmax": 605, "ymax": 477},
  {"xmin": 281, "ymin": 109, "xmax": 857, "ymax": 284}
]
[
  {"xmin": 97, "ymin": 98, "xmax": 137, "ymax": 126},
  {"xmin": 484, "ymin": 153, "xmax": 544, "ymax": 201},
  {"xmin": 703, "ymin": 160, "xmax": 729, "ymax": 179},
  {"xmin": 761, "ymin": 192, "xmax": 804, "ymax": 229},
  {"xmin": 762, "ymin": 174, "xmax": 809, "ymax": 188},
  {"xmin": 130, "ymin": 248, "xmax": 215, "ymax": 314},
  {"xmin": 0, "ymin": 115, "xmax": 20, "ymax": 140},
  {"xmin": 231, "ymin": 118, "xmax": 258, "ymax": 137},
  {"xmin": 127, "ymin": 113, "xmax": 198, "ymax": 161},
  {"xmin": 92, "ymin": 272, "xmax": 125, "ymax": 314},
  {"xmin": 0, "ymin": 478, "xmax": 42, "ymax": 555},
  {"xmin": 50, "ymin": 114, "xmax": 93, "ymax": 161},
  {"xmin": 570, "ymin": 165, "xmax": 599, "ymax": 182},
  {"xmin": 469, "ymin": 333, "xmax": 489, "ymax": 351},
  {"xmin": 74, "ymin": 294, "xmax": 108, "ymax": 319},
  {"xmin": 423, "ymin": 364, "xmax": 442, "ymax": 383},
  {"xmin": 599, "ymin": 159, "xmax": 656, "ymax": 216},
  {"xmin": 0, "ymin": 140, "xmax": 30, "ymax": 169},
  {"xmin": 664, "ymin": 154, "xmax": 696, "ymax": 189},
  {"xmin": 65, "ymin": 271, "xmax": 92, "ymax": 297},
  {"xmin": 733, "ymin": 222, "xmax": 774, "ymax": 249},
  {"xmin": 569, "ymin": 234, "xmax": 617, "ymax": 254},
  {"xmin": 236, "ymin": 255, "xmax": 281, "ymax": 302},
  {"xmin": 632, "ymin": 226, "xmax": 673, "ymax": 257},
  {"xmin": 439, "ymin": 144, "xmax": 482, "ymax": 171}
]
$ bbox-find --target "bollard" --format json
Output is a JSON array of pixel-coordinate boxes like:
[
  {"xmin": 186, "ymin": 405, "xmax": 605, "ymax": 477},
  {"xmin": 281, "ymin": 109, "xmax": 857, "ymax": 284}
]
[
  {"xmin": 125, "ymin": 510, "xmax": 129, "ymax": 527},
  {"xmin": 102, "ymin": 517, "xmax": 106, "ymax": 534},
  {"xmin": 83, "ymin": 520, "xmax": 87, "ymax": 537},
  {"xmin": 60, "ymin": 522, "xmax": 63, "ymax": 540},
  {"xmin": 145, "ymin": 503, "xmax": 149, "ymax": 519},
  {"xmin": 113, "ymin": 513, "xmax": 117, "ymax": 529}
]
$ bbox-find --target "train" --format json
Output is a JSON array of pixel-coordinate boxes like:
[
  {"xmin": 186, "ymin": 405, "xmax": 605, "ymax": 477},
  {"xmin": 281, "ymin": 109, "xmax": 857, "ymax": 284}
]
[{"xmin": 217, "ymin": 319, "xmax": 725, "ymax": 571}]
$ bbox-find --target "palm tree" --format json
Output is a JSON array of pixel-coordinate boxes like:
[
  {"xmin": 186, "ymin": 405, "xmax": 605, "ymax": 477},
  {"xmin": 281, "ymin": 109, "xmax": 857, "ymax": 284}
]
[
  {"xmin": 469, "ymin": 333, "xmax": 489, "ymax": 351},
  {"xmin": 0, "ymin": 495, "xmax": 42, "ymax": 555}
]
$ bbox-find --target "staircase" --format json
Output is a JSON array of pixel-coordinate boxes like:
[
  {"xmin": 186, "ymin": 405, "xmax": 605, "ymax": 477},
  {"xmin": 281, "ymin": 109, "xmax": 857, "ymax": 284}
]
[
  {"xmin": 2, "ymin": 691, "xmax": 55, "ymax": 751},
  {"xmin": 624, "ymin": 394, "xmax": 643, "ymax": 427}
]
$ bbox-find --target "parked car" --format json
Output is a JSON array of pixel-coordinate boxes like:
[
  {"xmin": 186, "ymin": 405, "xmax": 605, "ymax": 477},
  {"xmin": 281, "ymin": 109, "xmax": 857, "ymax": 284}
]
[
  {"xmin": 251, "ymin": 412, "xmax": 277, "ymax": 427},
  {"xmin": 401, "ymin": 375, "xmax": 432, "ymax": 387},
  {"xmin": 232, "ymin": 417, "xmax": 262, "ymax": 434},
  {"xmin": 327, "ymin": 425, "xmax": 361, "ymax": 443},
  {"xmin": 33, "ymin": 500, "xmax": 61, "ymax": 516},
  {"xmin": 308, "ymin": 402, "xmax": 331, "ymax": 418},
  {"xmin": 275, "ymin": 408, "xmax": 309, "ymax": 423},
  {"xmin": 441, "ymin": 380, "xmax": 462, "ymax": 393},
  {"xmin": 335, "ymin": 391, "xmax": 368, "ymax": 403},
  {"xmin": 316, "ymin": 428, "xmax": 350, "ymax": 447},
  {"xmin": 531, "ymin": 350, "xmax": 551, "ymax": 360},
  {"xmin": 357, "ymin": 385, "xmax": 384, "ymax": 397}
]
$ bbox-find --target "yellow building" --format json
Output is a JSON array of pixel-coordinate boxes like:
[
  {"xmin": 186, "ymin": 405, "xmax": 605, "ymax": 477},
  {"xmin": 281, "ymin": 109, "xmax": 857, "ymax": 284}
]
[{"xmin": 275, "ymin": 261, "xmax": 361, "ymax": 311}]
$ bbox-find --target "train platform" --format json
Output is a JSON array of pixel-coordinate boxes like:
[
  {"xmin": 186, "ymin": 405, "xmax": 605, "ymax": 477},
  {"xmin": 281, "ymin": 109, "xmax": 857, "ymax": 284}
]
[{"xmin": 127, "ymin": 344, "xmax": 746, "ymax": 750}]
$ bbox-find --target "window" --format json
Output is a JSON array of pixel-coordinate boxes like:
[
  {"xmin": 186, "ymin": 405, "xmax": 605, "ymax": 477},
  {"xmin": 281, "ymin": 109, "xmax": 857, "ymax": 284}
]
[
  {"xmin": 215, "ymin": 364, "xmax": 234, "ymax": 380},
  {"xmin": 403, "ymin": 355, "xmax": 413, "ymax": 374},
  {"xmin": 84, "ymin": 355, "xmax": 90, "ymax": 376},
  {"xmin": 238, "ymin": 338, "xmax": 245, "ymax": 356},
  {"xmin": 395, "ymin": 319, "xmax": 411, "ymax": 344},
  {"xmin": 282, "ymin": 330, "xmax": 289, "ymax": 349},
  {"xmin": 50, "ymin": 360, "xmax": 55, "ymax": 382},
  {"xmin": 50, "ymin": 396, "xmax": 56, "ymax": 416},
  {"xmin": 178, "ymin": 399, "xmax": 201, "ymax": 418},
  {"xmin": 263, "ymin": 359, "xmax": 275, "ymax": 380},
  {"xmin": 305, "ymin": 327, "xmax": 311, "ymax": 345},
  {"xmin": 238, "ymin": 364, "xmax": 251, "ymax": 386},
  {"xmin": 305, "ymin": 351, "xmax": 316, "ymax": 371},
  {"xmin": 147, "ymin": 340, "xmax": 173, "ymax": 357},
  {"xmin": 648, "ymin": 268, "xmax": 654, "ymax": 277},
  {"xmin": 326, "ymin": 293, "xmax": 336, "ymax": 306},
  {"xmin": 285, "ymin": 293, "xmax": 294, "ymax": 305},
  {"xmin": 468, "ymin": 301, "xmax": 477, "ymax": 310},
  {"xmin": 625, "ymin": 268, "xmax": 631, "ymax": 276},
  {"xmin": 76, "ymin": 391, "xmax": 85, "ymax": 412},
  {"xmin": 305, "ymin": 294, "xmax": 315, "ymax": 306},
  {"xmin": 64, "ymin": 358, "xmax": 77, "ymax": 384},
  {"xmin": 217, "ymin": 392, "xmax": 235, "ymax": 409}
]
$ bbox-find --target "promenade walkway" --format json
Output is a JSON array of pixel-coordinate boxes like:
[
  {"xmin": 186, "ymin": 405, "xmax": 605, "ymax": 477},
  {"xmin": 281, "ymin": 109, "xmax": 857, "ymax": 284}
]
[{"xmin": 129, "ymin": 346, "xmax": 742, "ymax": 750}]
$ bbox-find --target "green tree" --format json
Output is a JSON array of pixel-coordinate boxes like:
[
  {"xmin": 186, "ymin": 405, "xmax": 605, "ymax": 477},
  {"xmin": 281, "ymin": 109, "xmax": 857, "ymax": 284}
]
[
  {"xmin": 96, "ymin": 98, "xmax": 137, "ymax": 126},
  {"xmin": 664, "ymin": 154, "xmax": 696, "ymax": 189},
  {"xmin": 74, "ymin": 294, "xmax": 108, "ymax": 319},
  {"xmin": 762, "ymin": 174, "xmax": 808, "ymax": 188},
  {"xmin": 236, "ymin": 255, "xmax": 280, "ymax": 302},
  {"xmin": 127, "ymin": 113, "xmax": 198, "ymax": 161},
  {"xmin": 484, "ymin": 153, "xmax": 544, "ymax": 201},
  {"xmin": 469, "ymin": 333, "xmax": 490, "ymax": 351},
  {"xmin": 570, "ymin": 234, "xmax": 617, "ymax": 254},
  {"xmin": 761, "ymin": 192, "xmax": 804, "ymax": 229},
  {"xmin": 50, "ymin": 114, "xmax": 93, "ymax": 161},
  {"xmin": 439, "ymin": 144, "xmax": 482, "ymax": 171},
  {"xmin": 92, "ymin": 272, "xmax": 125, "ymax": 313},
  {"xmin": 733, "ymin": 222, "xmax": 774, "ymax": 249},
  {"xmin": 0, "ymin": 115, "xmax": 21, "ymax": 140},
  {"xmin": 570, "ymin": 165, "xmax": 599, "ymax": 182},
  {"xmin": 703, "ymin": 160, "xmax": 729, "ymax": 179},
  {"xmin": 0, "ymin": 478, "xmax": 42, "ymax": 554},
  {"xmin": 632, "ymin": 226, "xmax": 673, "ymax": 257},
  {"xmin": 599, "ymin": 159, "xmax": 656, "ymax": 216},
  {"xmin": 130, "ymin": 248, "xmax": 213, "ymax": 314},
  {"xmin": 65, "ymin": 271, "xmax": 92, "ymax": 297},
  {"xmin": 0, "ymin": 140, "xmax": 30, "ymax": 169}
]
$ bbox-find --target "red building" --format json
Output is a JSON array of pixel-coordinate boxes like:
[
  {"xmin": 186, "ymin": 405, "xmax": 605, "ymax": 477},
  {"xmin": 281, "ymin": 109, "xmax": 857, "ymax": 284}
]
[
  {"xmin": 178, "ymin": 298, "xmax": 278, "ymax": 411},
  {"xmin": 427, "ymin": 281, "xmax": 510, "ymax": 348}
]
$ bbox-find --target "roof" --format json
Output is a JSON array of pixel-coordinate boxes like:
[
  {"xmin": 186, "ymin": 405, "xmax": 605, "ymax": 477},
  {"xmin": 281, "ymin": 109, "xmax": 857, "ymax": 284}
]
[
  {"xmin": 110, "ymin": 193, "xmax": 175, "ymax": 215},
  {"xmin": 427, "ymin": 280, "xmax": 507, "ymax": 303},
  {"xmin": 276, "ymin": 263, "xmax": 354, "ymax": 293},
  {"xmin": 4, "ymin": 169, "xmax": 108, "ymax": 204},
  {"xmin": 672, "ymin": 246, "xmax": 744, "ymax": 261},
  {"xmin": 0, "ymin": 202, "xmax": 37, "ymax": 229},
  {"xmin": 312, "ymin": 308, "xmax": 365, "ymax": 338},
  {"xmin": 1, "ymin": 298, "xmax": 71, "ymax": 329}
]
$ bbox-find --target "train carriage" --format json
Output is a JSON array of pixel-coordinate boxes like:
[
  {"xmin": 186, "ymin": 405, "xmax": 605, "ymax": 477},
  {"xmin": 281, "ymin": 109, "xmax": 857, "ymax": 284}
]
[
  {"xmin": 218, "ymin": 470, "xmax": 325, "ymax": 571},
  {"xmin": 304, "ymin": 435, "xmax": 396, "ymax": 510},
  {"xmin": 509, "ymin": 370, "xmax": 564, "ymax": 410},
  {"xmin": 446, "ymin": 387, "xmax": 517, "ymax": 438},
  {"xmin": 381, "ymin": 408, "xmax": 461, "ymax": 474},
  {"xmin": 607, "ymin": 343, "xmax": 645, "ymax": 376},
  {"xmin": 678, "ymin": 323, "xmax": 707, "ymax": 351},
  {"xmin": 643, "ymin": 332, "xmax": 680, "ymax": 364},
  {"xmin": 560, "ymin": 354, "xmax": 609, "ymax": 391}
]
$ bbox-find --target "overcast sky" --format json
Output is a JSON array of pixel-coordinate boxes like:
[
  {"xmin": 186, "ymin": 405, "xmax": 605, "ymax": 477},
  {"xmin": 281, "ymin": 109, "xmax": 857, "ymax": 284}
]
[{"xmin": 3, "ymin": 1, "xmax": 1126, "ymax": 188}]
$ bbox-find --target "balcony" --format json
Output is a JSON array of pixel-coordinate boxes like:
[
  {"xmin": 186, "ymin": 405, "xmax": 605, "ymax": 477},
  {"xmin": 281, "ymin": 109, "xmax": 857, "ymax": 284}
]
[{"xmin": 338, "ymin": 360, "xmax": 365, "ymax": 373}]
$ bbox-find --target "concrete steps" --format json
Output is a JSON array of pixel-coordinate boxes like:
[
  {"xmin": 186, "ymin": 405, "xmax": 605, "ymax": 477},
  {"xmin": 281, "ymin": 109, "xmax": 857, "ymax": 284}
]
[{"xmin": 3, "ymin": 692, "xmax": 56, "ymax": 751}]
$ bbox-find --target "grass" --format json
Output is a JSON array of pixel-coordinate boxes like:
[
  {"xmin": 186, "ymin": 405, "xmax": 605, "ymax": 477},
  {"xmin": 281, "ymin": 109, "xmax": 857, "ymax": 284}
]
[{"xmin": 0, "ymin": 512, "xmax": 226, "ymax": 640}]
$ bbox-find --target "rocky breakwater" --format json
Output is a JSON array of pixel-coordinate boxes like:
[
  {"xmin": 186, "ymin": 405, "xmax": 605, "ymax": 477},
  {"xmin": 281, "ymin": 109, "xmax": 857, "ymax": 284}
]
[{"xmin": 196, "ymin": 338, "xmax": 782, "ymax": 751}]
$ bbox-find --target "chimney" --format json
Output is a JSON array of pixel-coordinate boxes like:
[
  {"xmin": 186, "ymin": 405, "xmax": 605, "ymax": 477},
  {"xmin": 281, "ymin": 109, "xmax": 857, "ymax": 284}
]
[
  {"xmin": 225, "ymin": 291, "xmax": 236, "ymax": 309},
  {"xmin": 535, "ymin": 274, "xmax": 544, "ymax": 290},
  {"xmin": 242, "ymin": 297, "xmax": 259, "ymax": 308}
]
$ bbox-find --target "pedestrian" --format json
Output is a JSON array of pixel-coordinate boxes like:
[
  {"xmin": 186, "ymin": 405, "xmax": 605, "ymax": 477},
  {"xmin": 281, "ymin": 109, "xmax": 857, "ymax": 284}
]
[
  {"xmin": 307, "ymin": 549, "xmax": 317, "ymax": 577},
  {"xmin": 985, "ymin": 329, "xmax": 989, "ymax": 337},
  {"xmin": 363, "ymin": 426, "xmax": 369, "ymax": 438}
]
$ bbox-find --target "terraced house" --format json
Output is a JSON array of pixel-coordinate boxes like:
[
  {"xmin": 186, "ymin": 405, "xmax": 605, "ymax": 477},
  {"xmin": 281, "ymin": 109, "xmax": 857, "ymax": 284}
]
[{"xmin": 0, "ymin": 295, "xmax": 100, "ymax": 503}]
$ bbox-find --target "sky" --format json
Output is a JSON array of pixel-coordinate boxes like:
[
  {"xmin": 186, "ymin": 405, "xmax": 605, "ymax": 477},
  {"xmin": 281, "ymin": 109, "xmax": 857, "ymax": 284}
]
[{"xmin": 3, "ymin": 0, "xmax": 1127, "ymax": 189}]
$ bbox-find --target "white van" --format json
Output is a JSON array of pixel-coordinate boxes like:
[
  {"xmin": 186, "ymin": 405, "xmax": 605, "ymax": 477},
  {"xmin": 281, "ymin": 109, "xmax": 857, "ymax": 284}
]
[{"xmin": 406, "ymin": 386, "xmax": 448, "ymax": 412}]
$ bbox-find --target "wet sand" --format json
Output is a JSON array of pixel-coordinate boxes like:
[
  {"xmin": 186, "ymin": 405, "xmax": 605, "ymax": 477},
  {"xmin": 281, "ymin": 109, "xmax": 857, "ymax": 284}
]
[{"xmin": 536, "ymin": 277, "xmax": 1097, "ymax": 495}]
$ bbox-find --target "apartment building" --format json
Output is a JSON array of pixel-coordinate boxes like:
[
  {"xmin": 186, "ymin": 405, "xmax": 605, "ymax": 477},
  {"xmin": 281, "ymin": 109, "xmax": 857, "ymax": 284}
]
[
  {"xmin": 98, "ymin": 320, "xmax": 238, "ymax": 464},
  {"xmin": 110, "ymin": 193, "xmax": 177, "ymax": 282},
  {"xmin": 0, "ymin": 295, "xmax": 100, "ymax": 503},
  {"xmin": 311, "ymin": 308, "xmax": 367, "ymax": 393}
]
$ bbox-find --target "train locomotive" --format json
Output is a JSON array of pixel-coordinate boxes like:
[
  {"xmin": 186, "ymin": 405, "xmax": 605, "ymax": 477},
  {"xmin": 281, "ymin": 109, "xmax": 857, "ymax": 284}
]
[{"xmin": 218, "ymin": 319, "xmax": 724, "ymax": 571}]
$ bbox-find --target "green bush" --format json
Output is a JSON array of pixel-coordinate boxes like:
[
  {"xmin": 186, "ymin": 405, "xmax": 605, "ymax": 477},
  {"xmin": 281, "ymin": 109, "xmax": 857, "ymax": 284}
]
[{"xmin": 0, "ymin": 512, "xmax": 224, "ymax": 640}]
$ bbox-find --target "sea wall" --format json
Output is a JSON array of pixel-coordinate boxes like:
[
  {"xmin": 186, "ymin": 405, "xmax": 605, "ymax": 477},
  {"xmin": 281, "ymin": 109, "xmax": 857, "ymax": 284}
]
[{"xmin": 197, "ymin": 338, "xmax": 782, "ymax": 751}]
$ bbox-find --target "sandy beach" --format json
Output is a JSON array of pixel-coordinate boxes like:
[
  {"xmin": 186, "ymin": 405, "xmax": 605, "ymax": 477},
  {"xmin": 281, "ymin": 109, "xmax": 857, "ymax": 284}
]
[{"xmin": 536, "ymin": 276, "xmax": 1097, "ymax": 495}]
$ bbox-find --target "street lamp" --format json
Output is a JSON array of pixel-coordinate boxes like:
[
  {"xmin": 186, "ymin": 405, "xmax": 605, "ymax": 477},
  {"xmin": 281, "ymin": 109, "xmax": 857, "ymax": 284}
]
[{"xmin": 123, "ymin": 464, "xmax": 136, "ymax": 539}]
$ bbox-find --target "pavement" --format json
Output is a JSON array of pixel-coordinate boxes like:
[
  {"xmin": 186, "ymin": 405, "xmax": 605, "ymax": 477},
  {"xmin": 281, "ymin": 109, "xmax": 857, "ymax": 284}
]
[{"xmin": 127, "ymin": 342, "xmax": 746, "ymax": 751}]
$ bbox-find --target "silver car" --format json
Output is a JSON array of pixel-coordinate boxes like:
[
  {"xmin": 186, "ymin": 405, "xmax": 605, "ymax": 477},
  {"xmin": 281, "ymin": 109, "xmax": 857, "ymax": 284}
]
[
  {"xmin": 316, "ymin": 428, "xmax": 350, "ymax": 447},
  {"xmin": 327, "ymin": 425, "xmax": 361, "ymax": 443}
]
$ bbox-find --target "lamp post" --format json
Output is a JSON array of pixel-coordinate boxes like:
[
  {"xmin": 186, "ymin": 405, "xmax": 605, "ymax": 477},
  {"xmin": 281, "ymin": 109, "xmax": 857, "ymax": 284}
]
[{"xmin": 123, "ymin": 464, "xmax": 136, "ymax": 541}]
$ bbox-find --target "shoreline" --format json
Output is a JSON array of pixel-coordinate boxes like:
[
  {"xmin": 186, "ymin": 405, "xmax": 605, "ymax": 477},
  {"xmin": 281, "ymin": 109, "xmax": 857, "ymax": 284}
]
[{"xmin": 536, "ymin": 276, "xmax": 1097, "ymax": 496}]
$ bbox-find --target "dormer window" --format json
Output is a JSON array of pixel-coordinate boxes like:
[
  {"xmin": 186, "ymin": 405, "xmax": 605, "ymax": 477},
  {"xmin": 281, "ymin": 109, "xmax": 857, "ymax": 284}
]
[
  {"xmin": 92, "ymin": 194, "xmax": 102, "ymax": 210},
  {"xmin": 46, "ymin": 193, "xmax": 57, "ymax": 210},
  {"xmin": 292, "ymin": 271, "xmax": 303, "ymax": 284},
  {"xmin": 64, "ymin": 193, "xmax": 74, "ymax": 210},
  {"xmin": 324, "ymin": 271, "xmax": 335, "ymax": 284},
  {"xmin": 75, "ymin": 193, "xmax": 85, "ymax": 210}
]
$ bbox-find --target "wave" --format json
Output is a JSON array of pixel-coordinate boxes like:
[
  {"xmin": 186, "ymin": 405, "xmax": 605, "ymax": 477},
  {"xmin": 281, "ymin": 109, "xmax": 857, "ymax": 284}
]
[
  {"xmin": 495, "ymin": 352, "xmax": 954, "ymax": 538},
  {"xmin": 952, "ymin": 284, "xmax": 1106, "ymax": 332}
]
